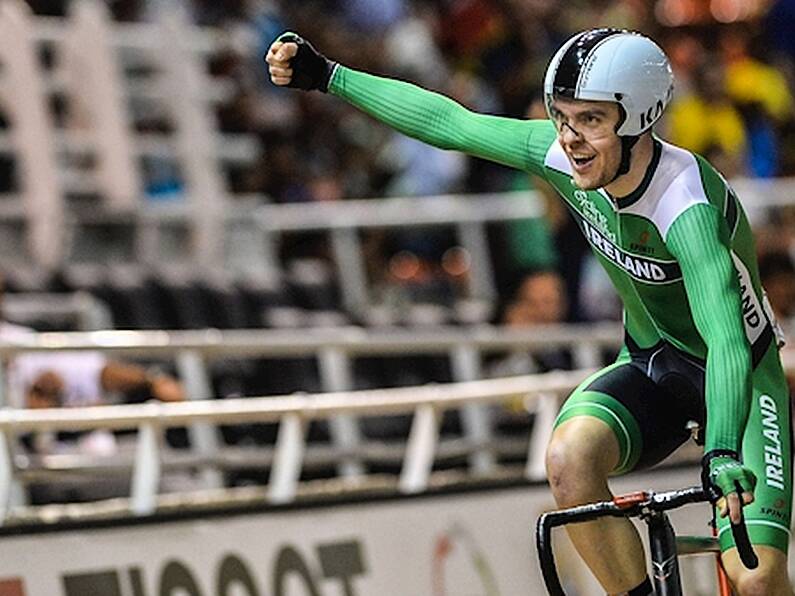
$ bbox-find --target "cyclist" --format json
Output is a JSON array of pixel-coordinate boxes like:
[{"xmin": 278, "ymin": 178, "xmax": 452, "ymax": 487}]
[{"xmin": 265, "ymin": 28, "xmax": 792, "ymax": 595}]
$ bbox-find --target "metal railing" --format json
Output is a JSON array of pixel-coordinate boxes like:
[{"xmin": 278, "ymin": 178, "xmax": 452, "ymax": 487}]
[
  {"xmin": 0, "ymin": 324, "xmax": 624, "ymax": 523},
  {"xmin": 0, "ymin": 325, "xmax": 792, "ymax": 525},
  {"xmin": 0, "ymin": 370, "xmax": 589, "ymax": 520},
  {"xmin": 3, "ymin": 292, "xmax": 113, "ymax": 331},
  {"xmin": 0, "ymin": 0, "xmax": 259, "ymax": 269}
]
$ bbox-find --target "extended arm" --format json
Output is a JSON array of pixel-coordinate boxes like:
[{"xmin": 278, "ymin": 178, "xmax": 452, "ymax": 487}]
[
  {"xmin": 101, "ymin": 362, "xmax": 184, "ymax": 402},
  {"xmin": 266, "ymin": 33, "xmax": 555, "ymax": 176},
  {"xmin": 329, "ymin": 66, "xmax": 552, "ymax": 175}
]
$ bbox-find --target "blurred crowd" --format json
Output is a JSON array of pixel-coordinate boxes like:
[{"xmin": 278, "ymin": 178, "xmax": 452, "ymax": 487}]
[
  {"xmin": 8, "ymin": 0, "xmax": 791, "ymax": 331},
  {"xmin": 17, "ymin": 0, "xmax": 795, "ymax": 326}
]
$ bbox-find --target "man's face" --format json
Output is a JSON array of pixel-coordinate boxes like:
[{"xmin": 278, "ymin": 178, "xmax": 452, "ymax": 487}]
[
  {"xmin": 27, "ymin": 371, "xmax": 64, "ymax": 409},
  {"xmin": 549, "ymin": 98, "xmax": 623, "ymax": 190},
  {"xmin": 507, "ymin": 272, "xmax": 567, "ymax": 325}
]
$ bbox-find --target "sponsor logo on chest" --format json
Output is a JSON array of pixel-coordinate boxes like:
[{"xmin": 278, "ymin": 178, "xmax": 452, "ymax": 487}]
[
  {"xmin": 578, "ymin": 217, "xmax": 681, "ymax": 284},
  {"xmin": 629, "ymin": 230, "xmax": 655, "ymax": 255},
  {"xmin": 630, "ymin": 242, "xmax": 656, "ymax": 256}
]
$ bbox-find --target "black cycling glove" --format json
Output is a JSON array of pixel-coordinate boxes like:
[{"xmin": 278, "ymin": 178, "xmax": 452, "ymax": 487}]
[{"xmin": 268, "ymin": 32, "xmax": 336, "ymax": 93}]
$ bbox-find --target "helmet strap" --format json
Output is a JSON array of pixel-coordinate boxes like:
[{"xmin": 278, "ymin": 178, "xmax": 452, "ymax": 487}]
[
  {"xmin": 608, "ymin": 135, "xmax": 639, "ymax": 184},
  {"xmin": 607, "ymin": 103, "xmax": 639, "ymax": 184}
]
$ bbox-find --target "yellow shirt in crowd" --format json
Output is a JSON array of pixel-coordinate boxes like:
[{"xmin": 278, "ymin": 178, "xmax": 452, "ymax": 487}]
[
  {"xmin": 667, "ymin": 96, "xmax": 747, "ymax": 158},
  {"xmin": 725, "ymin": 57, "xmax": 794, "ymax": 121}
]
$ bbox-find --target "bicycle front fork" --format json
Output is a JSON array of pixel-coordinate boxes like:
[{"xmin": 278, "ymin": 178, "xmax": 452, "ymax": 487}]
[{"xmin": 646, "ymin": 510, "xmax": 684, "ymax": 596}]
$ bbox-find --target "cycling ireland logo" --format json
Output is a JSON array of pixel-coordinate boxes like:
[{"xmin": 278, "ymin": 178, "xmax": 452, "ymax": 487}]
[{"xmin": 573, "ymin": 190, "xmax": 616, "ymax": 243}]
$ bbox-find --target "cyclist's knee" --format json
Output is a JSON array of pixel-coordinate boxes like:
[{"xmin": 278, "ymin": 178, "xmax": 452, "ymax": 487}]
[
  {"xmin": 733, "ymin": 569, "xmax": 783, "ymax": 596},
  {"xmin": 725, "ymin": 547, "xmax": 791, "ymax": 596},
  {"xmin": 545, "ymin": 418, "xmax": 619, "ymax": 505}
]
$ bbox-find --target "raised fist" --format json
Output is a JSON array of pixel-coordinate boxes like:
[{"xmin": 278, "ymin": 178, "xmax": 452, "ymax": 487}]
[{"xmin": 264, "ymin": 32, "xmax": 335, "ymax": 92}]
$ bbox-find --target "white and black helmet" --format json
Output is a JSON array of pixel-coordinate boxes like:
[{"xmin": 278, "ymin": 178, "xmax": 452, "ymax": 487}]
[{"xmin": 543, "ymin": 28, "xmax": 674, "ymax": 137}]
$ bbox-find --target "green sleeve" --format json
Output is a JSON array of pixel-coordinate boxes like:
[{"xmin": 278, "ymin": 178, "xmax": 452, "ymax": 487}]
[
  {"xmin": 328, "ymin": 65, "xmax": 556, "ymax": 176},
  {"xmin": 666, "ymin": 203, "xmax": 752, "ymax": 454}
]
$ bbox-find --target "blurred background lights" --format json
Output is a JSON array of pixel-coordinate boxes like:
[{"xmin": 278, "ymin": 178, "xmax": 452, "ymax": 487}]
[
  {"xmin": 656, "ymin": 0, "xmax": 766, "ymax": 25},
  {"xmin": 389, "ymin": 250, "xmax": 422, "ymax": 281},
  {"xmin": 711, "ymin": 0, "xmax": 752, "ymax": 23},
  {"xmin": 441, "ymin": 246, "xmax": 471, "ymax": 279}
]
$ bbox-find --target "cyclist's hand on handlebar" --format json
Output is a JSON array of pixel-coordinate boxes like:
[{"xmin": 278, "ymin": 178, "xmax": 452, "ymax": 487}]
[{"xmin": 702, "ymin": 450, "xmax": 756, "ymax": 524}]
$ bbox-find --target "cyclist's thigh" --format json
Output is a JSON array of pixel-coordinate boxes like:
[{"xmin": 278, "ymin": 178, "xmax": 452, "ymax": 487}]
[
  {"xmin": 555, "ymin": 359, "xmax": 693, "ymax": 475},
  {"xmin": 717, "ymin": 345, "xmax": 792, "ymax": 553}
]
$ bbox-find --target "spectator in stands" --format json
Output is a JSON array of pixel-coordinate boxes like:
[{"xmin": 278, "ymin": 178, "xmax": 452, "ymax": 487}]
[
  {"xmin": 486, "ymin": 269, "xmax": 572, "ymax": 431},
  {"xmin": 13, "ymin": 352, "xmax": 184, "ymax": 410},
  {"xmin": 720, "ymin": 26, "xmax": 794, "ymax": 177},
  {"xmin": 15, "ymin": 349, "xmax": 182, "ymax": 461},
  {"xmin": 11, "ymin": 347, "xmax": 185, "ymax": 455},
  {"xmin": 15, "ymin": 348, "xmax": 186, "ymax": 501},
  {"xmin": 667, "ymin": 57, "xmax": 748, "ymax": 178},
  {"xmin": 759, "ymin": 251, "xmax": 795, "ymax": 394},
  {"xmin": 505, "ymin": 270, "xmax": 568, "ymax": 327},
  {"xmin": 760, "ymin": 251, "xmax": 795, "ymax": 324},
  {"xmin": 488, "ymin": 269, "xmax": 571, "ymax": 378},
  {"xmin": 0, "ymin": 272, "xmax": 184, "ymax": 454}
]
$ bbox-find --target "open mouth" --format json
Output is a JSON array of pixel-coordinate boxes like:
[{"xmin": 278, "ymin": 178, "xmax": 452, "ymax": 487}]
[{"xmin": 572, "ymin": 155, "xmax": 596, "ymax": 167}]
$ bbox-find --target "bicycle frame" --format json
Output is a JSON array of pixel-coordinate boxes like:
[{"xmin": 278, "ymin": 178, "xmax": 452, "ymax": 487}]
[
  {"xmin": 536, "ymin": 486, "xmax": 757, "ymax": 596},
  {"xmin": 676, "ymin": 532, "xmax": 732, "ymax": 595}
]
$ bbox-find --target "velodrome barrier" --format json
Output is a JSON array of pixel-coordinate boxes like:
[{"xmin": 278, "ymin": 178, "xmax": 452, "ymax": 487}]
[
  {"xmin": 0, "ymin": 324, "xmax": 628, "ymax": 523},
  {"xmin": 0, "ymin": 368, "xmax": 592, "ymax": 518},
  {"xmin": 1, "ymin": 324, "xmax": 792, "ymax": 527}
]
